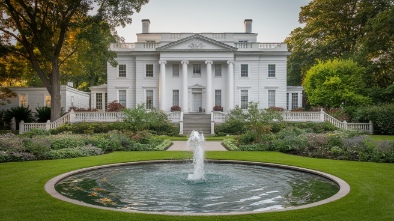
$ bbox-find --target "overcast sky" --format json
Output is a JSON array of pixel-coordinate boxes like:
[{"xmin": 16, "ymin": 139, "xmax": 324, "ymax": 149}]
[{"xmin": 115, "ymin": 0, "xmax": 312, "ymax": 43}]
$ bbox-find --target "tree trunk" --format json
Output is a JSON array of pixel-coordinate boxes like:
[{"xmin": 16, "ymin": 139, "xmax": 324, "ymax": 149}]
[{"xmin": 50, "ymin": 62, "xmax": 62, "ymax": 121}]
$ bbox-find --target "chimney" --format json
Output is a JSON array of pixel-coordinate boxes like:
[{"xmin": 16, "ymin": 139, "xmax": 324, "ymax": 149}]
[
  {"xmin": 142, "ymin": 19, "xmax": 150, "ymax": 33},
  {"xmin": 244, "ymin": 19, "xmax": 253, "ymax": 33}
]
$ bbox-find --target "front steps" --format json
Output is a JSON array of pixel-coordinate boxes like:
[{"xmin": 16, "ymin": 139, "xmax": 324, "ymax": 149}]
[{"xmin": 182, "ymin": 114, "xmax": 211, "ymax": 135}]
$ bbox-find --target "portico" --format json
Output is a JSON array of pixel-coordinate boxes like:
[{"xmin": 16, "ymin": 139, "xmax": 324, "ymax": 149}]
[{"xmin": 158, "ymin": 58, "xmax": 235, "ymax": 113}]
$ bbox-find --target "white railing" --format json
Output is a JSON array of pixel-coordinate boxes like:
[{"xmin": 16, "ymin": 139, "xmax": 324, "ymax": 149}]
[
  {"xmin": 19, "ymin": 109, "xmax": 373, "ymax": 134},
  {"xmin": 50, "ymin": 112, "xmax": 71, "ymax": 129},
  {"xmin": 167, "ymin": 111, "xmax": 182, "ymax": 122},
  {"xmin": 281, "ymin": 111, "xmax": 323, "ymax": 122},
  {"xmin": 323, "ymin": 112, "xmax": 373, "ymax": 133},
  {"xmin": 19, "ymin": 110, "xmax": 183, "ymax": 134},
  {"xmin": 212, "ymin": 111, "xmax": 228, "ymax": 123},
  {"xmin": 259, "ymin": 43, "xmax": 282, "ymax": 49},
  {"xmin": 72, "ymin": 111, "xmax": 125, "ymax": 122},
  {"xmin": 19, "ymin": 112, "xmax": 71, "ymax": 134},
  {"xmin": 110, "ymin": 43, "xmax": 135, "ymax": 49},
  {"xmin": 211, "ymin": 109, "xmax": 373, "ymax": 134},
  {"xmin": 234, "ymin": 42, "xmax": 252, "ymax": 48}
]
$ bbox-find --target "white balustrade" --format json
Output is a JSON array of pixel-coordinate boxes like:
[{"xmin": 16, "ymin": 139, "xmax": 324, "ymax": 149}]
[
  {"xmin": 167, "ymin": 112, "xmax": 181, "ymax": 122},
  {"xmin": 212, "ymin": 112, "xmax": 228, "ymax": 123},
  {"xmin": 235, "ymin": 43, "xmax": 252, "ymax": 48},
  {"xmin": 74, "ymin": 112, "xmax": 125, "ymax": 122},
  {"xmin": 259, "ymin": 43, "xmax": 282, "ymax": 49},
  {"xmin": 110, "ymin": 43, "xmax": 135, "ymax": 49},
  {"xmin": 19, "ymin": 109, "xmax": 373, "ymax": 134},
  {"xmin": 281, "ymin": 111, "xmax": 322, "ymax": 122}
]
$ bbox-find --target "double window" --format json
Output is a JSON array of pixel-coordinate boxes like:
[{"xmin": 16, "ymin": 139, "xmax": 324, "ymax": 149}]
[
  {"xmin": 241, "ymin": 90, "xmax": 248, "ymax": 109},
  {"xmin": 193, "ymin": 64, "xmax": 201, "ymax": 77},
  {"xmin": 173, "ymin": 90, "xmax": 179, "ymax": 107},
  {"xmin": 119, "ymin": 90, "xmax": 126, "ymax": 106},
  {"xmin": 119, "ymin": 64, "xmax": 126, "ymax": 77},
  {"xmin": 241, "ymin": 64, "xmax": 248, "ymax": 77},
  {"xmin": 146, "ymin": 64, "xmax": 153, "ymax": 77},
  {"xmin": 146, "ymin": 90, "xmax": 153, "ymax": 109},
  {"xmin": 268, "ymin": 90, "xmax": 276, "ymax": 107},
  {"xmin": 268, "ymin": 64, "xmax": 276, "ymax": 77},
  {"xmin": 292, "ymin": 93, "xmax": 299, "ymax": 110},
  {"xmin": 215, "ymin": 90, "xmax": 221, "ymax": 106},
  {"xmin": 96, "ymin": 93, "xmax": 102, "ymax": 110}
]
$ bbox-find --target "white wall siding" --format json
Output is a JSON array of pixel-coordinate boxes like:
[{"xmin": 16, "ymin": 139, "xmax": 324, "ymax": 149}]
[{"xmin": 107, "ymin": 56, "xmax": 136, "ymax": 108}]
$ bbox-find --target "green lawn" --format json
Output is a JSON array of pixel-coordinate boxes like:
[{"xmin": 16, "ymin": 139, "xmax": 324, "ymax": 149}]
[
  {"xmin": 0, "ymin": 151, "xmax": 393, "ymax": 221},
  {"xmin": 369, "ymin": 135, "xmax": 394, "ymax": 140}
]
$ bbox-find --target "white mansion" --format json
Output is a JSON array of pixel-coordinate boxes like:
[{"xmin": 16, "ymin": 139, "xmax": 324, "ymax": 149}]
[{"xmin": 90, "ymin": 19, "xmax": 303, "ymax": 113}]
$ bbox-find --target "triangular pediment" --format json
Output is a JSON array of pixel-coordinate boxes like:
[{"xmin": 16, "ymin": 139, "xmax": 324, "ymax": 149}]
[
  {"xmin": 156, "ymin": 34, "xmax": 237, "ymax": 52},
  {"xmin": 189, "ymin": 83, "xmax": 205, "ymax": 89}
]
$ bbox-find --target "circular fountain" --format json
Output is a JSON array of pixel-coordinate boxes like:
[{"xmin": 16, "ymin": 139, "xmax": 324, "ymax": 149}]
[{"xmin": 46, "ymin": 131, "xmax": 350, "ymax": 215}]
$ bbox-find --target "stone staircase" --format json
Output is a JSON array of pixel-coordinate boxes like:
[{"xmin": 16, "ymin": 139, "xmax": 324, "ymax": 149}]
[{"xmin": 183, "ymin": 114, "xmax": 211, "ymax": 135}]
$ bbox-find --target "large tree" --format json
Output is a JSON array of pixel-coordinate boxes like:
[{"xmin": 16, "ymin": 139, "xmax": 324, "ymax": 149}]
[
  {"xmin": 286, "ymin": 0, "xmax": 393, "ymax": 88},
  {"xmin": 303, "ymin": 59, "xmax": 371, "ymax": 108},
  {"xmin": 0, "ymin": 0, "xmax": 148, "ymax": 120}
]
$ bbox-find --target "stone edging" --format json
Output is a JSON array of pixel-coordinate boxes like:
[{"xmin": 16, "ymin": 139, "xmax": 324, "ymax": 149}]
[{"xmin": 45, "ymin": 160, "xmax": 350, "ymax": 216}]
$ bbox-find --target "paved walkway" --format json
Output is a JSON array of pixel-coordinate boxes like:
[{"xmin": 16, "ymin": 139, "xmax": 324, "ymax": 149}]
[{"xmin": 167, "ymin": 141, "xmax": 227, "ymax": 151}]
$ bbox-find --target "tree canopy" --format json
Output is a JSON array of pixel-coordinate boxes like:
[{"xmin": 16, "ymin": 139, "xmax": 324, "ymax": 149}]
[
  {"xmin": 303, "ymin": 59, "xmax": 371, "ymax": 108},
  {"xmin": 0, "ymin": 0, "xmax": 149, "ymax": 120},
  {"xmin": 286, "ymin": 0, "xmax": 394, "ymax": 92}
]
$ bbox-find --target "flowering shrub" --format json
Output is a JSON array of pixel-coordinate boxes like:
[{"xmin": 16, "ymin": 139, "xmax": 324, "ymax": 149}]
[
  {"xmin": 0, "ymin": 129, "xmax": 169, "ymax": 163},
  {"xmin": 106, "ymin": 100, "xmax": 124, "ymax": 112},
  {"xmin": 267, "ymin": 106, "xmax": 284, "ymax": 111},
  {"xmin": 213, "ymin": 106, "xmax": 223, "ymax": 111},
  {"xmin": 170, "ymin": 106, "xmax": 181, "ymax": 112}
]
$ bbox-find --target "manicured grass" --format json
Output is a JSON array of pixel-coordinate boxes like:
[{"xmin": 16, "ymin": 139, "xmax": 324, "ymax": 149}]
[
  {"xmin": 369, "ymin": 135, "xmax": 394, "ymax": 141},
  {"xmin": 0, "ymin": 151, "xmax": 393, "ymax": 221}
]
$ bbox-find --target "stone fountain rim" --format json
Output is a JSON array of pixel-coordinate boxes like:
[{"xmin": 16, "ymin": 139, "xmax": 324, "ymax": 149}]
[{"xmin": 45, "ymin": 159, "xmax": 350, "ymax": 216}]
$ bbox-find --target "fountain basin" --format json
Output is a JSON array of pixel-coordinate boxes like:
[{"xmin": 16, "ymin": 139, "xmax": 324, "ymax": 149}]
[{"xmin": 46, "ymin": 160, "xmax": 350, "ymax": 215}]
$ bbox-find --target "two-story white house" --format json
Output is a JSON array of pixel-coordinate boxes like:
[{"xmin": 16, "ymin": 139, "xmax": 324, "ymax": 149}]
[{"xmin": 92, "ymin": 19, "xmax": 303, "ymax": 113}]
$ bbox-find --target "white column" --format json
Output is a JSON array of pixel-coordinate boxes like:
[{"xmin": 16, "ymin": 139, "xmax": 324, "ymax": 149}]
[
  {"xmin": 205, "ymin": 61, "xmax": 213, "ymax": 114},
  {"xmin": 181, "ymin": 61, "xmax": 189, "ymax": 113},
  {"xmin": 159, "ymin": 60, "xmax": 167, "ymax": 111},
  {"xmin": 288, "ymin": 93, "xmax": 292, "ymax": 110},
  {"xmin": 227, "ymin": 60, "xmax": 235, "ymax": 110}
]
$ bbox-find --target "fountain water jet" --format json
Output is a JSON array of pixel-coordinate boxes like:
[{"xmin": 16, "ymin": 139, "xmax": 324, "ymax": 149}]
[{"xmin": 187, "ymin": 130, "xmax": 205, "ymax": 180}]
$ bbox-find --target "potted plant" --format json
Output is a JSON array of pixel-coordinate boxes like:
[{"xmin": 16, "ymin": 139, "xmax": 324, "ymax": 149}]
[{"xmin": 170, "ymin": 105, "xmax": 181, "ymax": 112}]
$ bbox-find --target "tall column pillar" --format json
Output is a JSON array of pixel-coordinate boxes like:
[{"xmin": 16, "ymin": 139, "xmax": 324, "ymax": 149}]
[
  {"xmin": 205, "ymin": 61, "xmax": 213, "ymax": 114},
  {"xmin": 227, "ymin": 60, "xmax": 235, "ymax": 110},
  {"xmin": 159, "ymin": 60, "xmax": 167, "ymax": 111},
  {"xmin": 181, "ymin": 61, "xmax": 189, "ymax": 113}
]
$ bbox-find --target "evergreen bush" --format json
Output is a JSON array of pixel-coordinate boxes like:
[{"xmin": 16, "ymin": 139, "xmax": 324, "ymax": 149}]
[
  {"xmin": 4, "ymin": 106, "xmax": 35, "ymax": 130},
  {"xmin": 35, "ymin": 106, "xmax": 51, "ymax": 123},
  {"xmin": 352, "ymin": 103, "xmax": 394, "ymax": 134}
]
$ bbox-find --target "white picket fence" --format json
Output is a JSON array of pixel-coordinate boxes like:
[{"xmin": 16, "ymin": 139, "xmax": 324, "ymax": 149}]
[{"xmin": 19, "ymin": 109, "xmax": 373, "ymax": 134}]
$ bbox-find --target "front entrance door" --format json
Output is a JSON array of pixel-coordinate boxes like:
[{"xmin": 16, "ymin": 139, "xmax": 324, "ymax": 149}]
[{"xmin": 192, "ymin": 93, "xmax": 202, "ymax": 112}]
